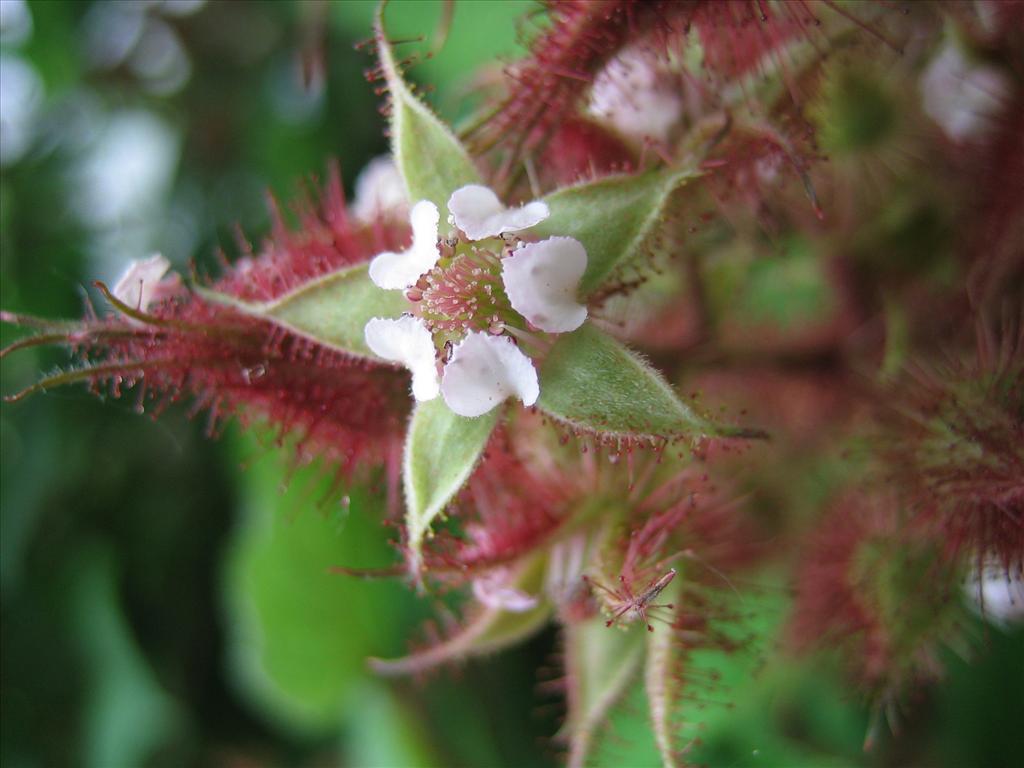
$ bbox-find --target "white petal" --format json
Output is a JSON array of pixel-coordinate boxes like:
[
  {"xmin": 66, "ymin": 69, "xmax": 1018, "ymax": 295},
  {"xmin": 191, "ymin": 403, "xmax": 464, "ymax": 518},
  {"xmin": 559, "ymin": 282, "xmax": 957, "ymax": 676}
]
[
  {"xmin": 368, "ymin": 200, "xmax": 440, "ymax": 289},
  {"xmin": 112, "ymin": 253, "xmax": 171, "ymax": 311},
  {"xmin": 472, "ymin": 569, "xmax": 539, "ymax": 613},
  {"xmin": 448, "ymin": 184, "xmax": 549, "ymax": 241},
  {"xmin": 364, "ymin": 315, "xmax": 439, "ymax": 401},
  {"xmin": 920, "ymin": 42, "xmax": 1010, "ymax": 143},
  {"xmin": 501, "ymin": 237, "xmax": 588, "ymax": 333},
  {"xmin": 588, "ymin": 46, "xmax": 683, "ymax": 143},
  {"xmin": 351, "ymin": 155, "xmax": 409, "ymax": 222},
  {"xmin": 965, "ymin": 564, "xmax": 1024, "ymax": 626},
  {"xmin": 441, "ymin": 332, "xmax": 539, "ymax": 418}
]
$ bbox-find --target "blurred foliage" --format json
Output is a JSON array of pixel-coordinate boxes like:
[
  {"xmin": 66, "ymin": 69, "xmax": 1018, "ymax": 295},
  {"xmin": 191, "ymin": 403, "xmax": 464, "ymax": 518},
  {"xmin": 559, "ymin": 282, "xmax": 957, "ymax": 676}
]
[
  {"xmin": 222, "ymin": 438, "xmax": 429, "ymax": 736},
  {"xmin": 1, "ymin": 2, "xmax": 1022, "ymax": 768}
]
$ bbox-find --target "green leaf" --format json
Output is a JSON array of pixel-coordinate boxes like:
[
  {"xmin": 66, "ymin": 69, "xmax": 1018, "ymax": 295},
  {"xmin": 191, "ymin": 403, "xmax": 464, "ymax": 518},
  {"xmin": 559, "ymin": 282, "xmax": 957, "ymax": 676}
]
[
  {"xmin": 538, "ymin": 324, "xmax": 762, "ymax": 443},
  {"xmin": 197, "ymin": 263, "xmax": 407, "ymax": 361},
  {"xmin": 370, "ymin": 554, "xmax": 551, "ymax": 676},
  {"xmin": 72, "ymin": 545, "xmax": 181, "ymax": 768},
  {"xmin": 341, "ymin": 680, "xmax": 444, "ymax": 768},
  {"xmin": 403, "ymin": 397, "xmax": 499, "ymax": 565},
  {"xmin": 223, "ymin": 435, "xmax": 425, "ymax": 734},
  {"xmin": 376, "ymin": 6, "xmax": 482, "ymax": 218},
  {"xmin": 563, "ymin": 618, "xmax": 646, "ymax": 768},
  {"xmin": 535, "ymin": 170, "xmax": 698, "ymax": 298}
]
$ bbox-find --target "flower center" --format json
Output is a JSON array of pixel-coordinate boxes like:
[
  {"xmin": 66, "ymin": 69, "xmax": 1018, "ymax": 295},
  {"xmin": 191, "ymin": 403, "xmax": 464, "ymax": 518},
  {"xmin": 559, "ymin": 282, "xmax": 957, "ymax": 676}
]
[{"xmin": 409, "ymin": 237, "xmax": 520, "ymax": 338}]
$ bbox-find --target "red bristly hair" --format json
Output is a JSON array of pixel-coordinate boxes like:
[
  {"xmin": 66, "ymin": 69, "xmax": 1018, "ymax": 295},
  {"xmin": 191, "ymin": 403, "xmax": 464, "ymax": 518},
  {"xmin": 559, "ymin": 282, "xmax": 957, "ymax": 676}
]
[
  {"xmin": 466, "ymin": 0, "xmax": 897, "ymax": 190},
  {"xmin": 874, "ymin": 312, "xmax": 1024, "ymax": 573},
  {"xmin": 788, "ymin": 490, "xmax": 966, "ymax": 736},
  {"xmin": 420, "ymin": 428, "xmax": 573, "ymax": 579},
  {"xmin": 1, "ymin": 164, "xmax": 414, "ymax": 480}
]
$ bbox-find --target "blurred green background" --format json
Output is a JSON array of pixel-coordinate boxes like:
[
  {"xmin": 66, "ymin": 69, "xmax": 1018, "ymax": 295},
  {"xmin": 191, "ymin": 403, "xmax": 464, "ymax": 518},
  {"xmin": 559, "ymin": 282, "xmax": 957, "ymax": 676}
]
[{"xmin": 1, "ymin": 2, "xmax": 1021, "ymax": 767}]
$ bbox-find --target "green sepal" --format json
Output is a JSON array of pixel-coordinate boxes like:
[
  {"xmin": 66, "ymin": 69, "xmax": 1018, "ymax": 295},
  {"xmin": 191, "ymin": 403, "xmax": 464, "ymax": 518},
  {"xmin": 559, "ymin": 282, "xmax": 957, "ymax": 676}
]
[
  {"xmin": 535, "ymin": 169, "xmax": 699, "ymax": 299},
  {"xmin": 370, "ymin": 554, "xmax": 551, "ymax": 676},
  {"xmin": 538, "ymin": 324, "xmax": 762, "ymax": 444},
  {"xmin": 375, "ymin": 5, "xmax": 482, "ymax": 218},
  {"xmin": 196, "ymin": 263, "xmax": 407, "ymax": 362},
  {"xmin": 563, "ymin": 618, "xmax": 646, "ymax": 768},
  {"xmin": 403, "ymin": 397, "xmax": 499, "ymax": 566}
]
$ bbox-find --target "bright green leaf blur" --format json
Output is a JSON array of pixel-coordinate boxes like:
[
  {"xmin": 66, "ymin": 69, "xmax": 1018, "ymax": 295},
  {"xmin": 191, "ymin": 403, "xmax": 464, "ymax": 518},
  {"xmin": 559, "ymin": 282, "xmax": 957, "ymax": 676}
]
[{"xmin": 223, "ymin": 433, "xmax": 426, "ymax": 735}]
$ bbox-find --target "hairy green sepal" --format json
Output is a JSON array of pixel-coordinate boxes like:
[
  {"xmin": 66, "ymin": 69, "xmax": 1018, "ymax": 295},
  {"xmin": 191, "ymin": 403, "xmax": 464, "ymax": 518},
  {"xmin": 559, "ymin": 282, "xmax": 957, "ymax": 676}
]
[
  {"xmin": 538, "ymin": 324, "xmax": 749, "ymax": 443},
  {"xmin": 536, "ymin": 170, "xmax": 698, "ymax": 299},
  {"xmin": 375, "ymin": 7, "xmax": 481, "ymax": 218},
  {"xmin": 403, "ymin": 398, "xmax": 499, "ymax": 565},
  {"xmin": 197, "ymin": 263, "xmax": 406, "ymax": 361}
]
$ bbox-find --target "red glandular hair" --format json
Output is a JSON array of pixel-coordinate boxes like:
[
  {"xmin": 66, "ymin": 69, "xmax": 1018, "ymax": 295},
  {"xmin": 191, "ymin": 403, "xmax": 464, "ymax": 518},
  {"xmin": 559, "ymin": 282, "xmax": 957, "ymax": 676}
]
[
  {"xmin": 788, "ymin": 495, "xmax": 892, "ymax": 686},
  {"xmin": 877, "ymin": 317, "xmax": 1024, "ymax": 573},
  {"xmin": 699, "ymin": 122, "xmax": 824, "ymax": 226},
  {"xmin": 467, "ymin": 0, "xmax": 891, "ymax": 186},
  {"xmin": 696, "ymin": 0, "xmax": 807, "ymax": 81},
  {"xmin": 214, "ymin": 163, "xmax": 408, "ymax": 302},
  {"xmin": 610, "ymin": 466, "xmax": 761, "ymax": 593},
  {"xmin": 467, "ymin": 0, "xmax": 657, "ymax": 181},
  {"xmin": 422, "ymin": 428, "xmax": 574, "ymax": 577},
  {"xmin": 3, "ymin": 165, "xmax": 412, "ymax": 477},
  {"xmin": 420, "ymin": 410, "xmax": 761, "ymax": 587},
  {"xmin": 533, "ymin": 116, "xmax": 637, "ymax": 189},
  {"xmin": 788, "ymin": 492, "xmax": 961, "ymax": 707}
]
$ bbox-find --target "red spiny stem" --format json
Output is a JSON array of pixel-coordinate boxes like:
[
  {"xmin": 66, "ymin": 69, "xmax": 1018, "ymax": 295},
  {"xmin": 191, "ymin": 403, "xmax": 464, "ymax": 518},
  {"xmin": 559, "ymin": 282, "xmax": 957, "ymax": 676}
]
[{"xmin": 2, "ymin": 166, "xmax": 413, "ymax": 477}]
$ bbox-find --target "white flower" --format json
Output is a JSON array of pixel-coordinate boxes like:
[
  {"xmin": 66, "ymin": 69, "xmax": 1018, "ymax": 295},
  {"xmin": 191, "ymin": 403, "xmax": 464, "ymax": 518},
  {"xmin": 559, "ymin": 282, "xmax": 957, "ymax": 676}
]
[
  {"xmin": 362, "ymin": 185, "xmax": 586, "ymax": 418},
  {"xmin": 588, "ymin": 45, "xmax": 683, "ymax": 143},
  {"xmin": 502, "ymin": 236, "xmax": 588, "ymax": 333},
  {"xmin": 112, "ymin": 253, "xmax": 173, "ymax": 311},
  {"xmin": 368, "ymin": 200, "xmax": 441, "ymax": 290},
  {"xmin": 351, "ymin": 155, "xmax": 409, "ymax": 223},
  {"xmin": 448, "ymin": 184, "xmax": 549, "ymax": 241},
  {"xmin": 472, "ymin": 568, "xmax": 539, "ymax": 612},
  {"xmin": 363, "ymin": 315, "xmax": 440, "ymax": 401},
  {"xmin": 441, "ymin": 332, "xmax": 539, "ymax": 418},
  {"xmin": 920, "ymin": 42, "xmax": 1010, "ymax": 143},
  {"xmin": 965, "ymin": 564, "xmax": 1024, "ymax": 626}
]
